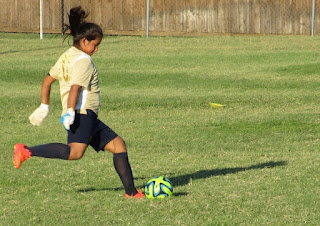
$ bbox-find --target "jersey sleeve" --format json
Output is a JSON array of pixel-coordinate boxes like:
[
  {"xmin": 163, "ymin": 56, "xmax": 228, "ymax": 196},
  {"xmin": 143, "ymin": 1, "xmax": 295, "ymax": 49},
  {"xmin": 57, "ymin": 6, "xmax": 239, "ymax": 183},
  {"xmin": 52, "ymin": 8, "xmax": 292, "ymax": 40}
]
[
  {"xmin": 48, "ymin": 58, "xmax": 60, "ymax": 80},
  {"xmin": 70, "ymin": 57, "xmax": 94, "ymax": 88}
]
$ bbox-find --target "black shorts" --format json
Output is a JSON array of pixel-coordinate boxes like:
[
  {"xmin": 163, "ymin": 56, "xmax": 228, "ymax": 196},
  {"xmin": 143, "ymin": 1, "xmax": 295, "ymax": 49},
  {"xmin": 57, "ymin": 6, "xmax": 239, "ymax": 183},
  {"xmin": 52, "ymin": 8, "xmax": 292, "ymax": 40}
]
[{"xmin": 67, "ymin": 110, "xmax": 118, "ymax": 152}]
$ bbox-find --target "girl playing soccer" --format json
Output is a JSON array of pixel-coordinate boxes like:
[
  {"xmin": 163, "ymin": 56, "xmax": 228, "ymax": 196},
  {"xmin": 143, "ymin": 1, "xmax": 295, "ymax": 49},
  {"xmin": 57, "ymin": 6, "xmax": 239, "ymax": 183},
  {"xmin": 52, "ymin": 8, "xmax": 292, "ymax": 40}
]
[{"xmin": 13, "ymin": 6, "xmax": 144, "ymax": 198}]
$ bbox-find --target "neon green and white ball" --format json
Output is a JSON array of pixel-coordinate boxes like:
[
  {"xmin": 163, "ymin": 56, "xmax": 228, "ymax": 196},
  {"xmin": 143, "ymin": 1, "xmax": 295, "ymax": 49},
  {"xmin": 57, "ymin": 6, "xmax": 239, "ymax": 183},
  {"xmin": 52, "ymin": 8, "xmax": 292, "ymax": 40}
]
[{"xmin": 145, "ymin": 176, "xmax": 173, "ymax": 199}]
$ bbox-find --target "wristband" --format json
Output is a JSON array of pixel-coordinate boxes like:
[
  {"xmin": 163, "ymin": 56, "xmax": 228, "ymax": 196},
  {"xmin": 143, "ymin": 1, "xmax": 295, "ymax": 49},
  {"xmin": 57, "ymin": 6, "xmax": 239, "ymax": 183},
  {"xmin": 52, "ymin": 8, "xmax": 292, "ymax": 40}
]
[{"xmin": 40, "ymin": 103, "xmax": 50, "ymax": 111}]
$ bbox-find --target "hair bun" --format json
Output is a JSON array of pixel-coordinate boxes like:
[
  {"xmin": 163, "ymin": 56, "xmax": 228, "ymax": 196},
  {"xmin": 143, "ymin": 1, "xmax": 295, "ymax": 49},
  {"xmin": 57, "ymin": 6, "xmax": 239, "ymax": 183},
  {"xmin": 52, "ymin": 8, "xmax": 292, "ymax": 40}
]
[
  {"xmin": 64, "ymin": 6, "xmax": 88, "ymax": 37},
  {"xmin": 63, "ymin": 6, "xmax": 103, "ymax": 46}
]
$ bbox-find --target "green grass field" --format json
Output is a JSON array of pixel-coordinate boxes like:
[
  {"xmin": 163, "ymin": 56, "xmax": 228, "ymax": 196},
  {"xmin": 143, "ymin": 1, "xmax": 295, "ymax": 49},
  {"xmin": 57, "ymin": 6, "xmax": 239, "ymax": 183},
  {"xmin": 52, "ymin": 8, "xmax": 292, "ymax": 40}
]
[{"xmin": 1, "ymin": 33, "xmax": 320, "ymax": 225}]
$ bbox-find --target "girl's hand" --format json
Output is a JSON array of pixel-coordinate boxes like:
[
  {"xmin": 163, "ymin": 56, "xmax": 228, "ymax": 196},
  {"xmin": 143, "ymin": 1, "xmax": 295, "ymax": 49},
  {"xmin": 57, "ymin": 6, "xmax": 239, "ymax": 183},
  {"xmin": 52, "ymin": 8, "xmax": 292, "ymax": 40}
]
[
  {"xmin": 60, "ymin": 108, "xmax": 75, "ymax": 130},
  {"xmin": 29, "ymin": 103, "xmax": 50, "ymax": 126}
]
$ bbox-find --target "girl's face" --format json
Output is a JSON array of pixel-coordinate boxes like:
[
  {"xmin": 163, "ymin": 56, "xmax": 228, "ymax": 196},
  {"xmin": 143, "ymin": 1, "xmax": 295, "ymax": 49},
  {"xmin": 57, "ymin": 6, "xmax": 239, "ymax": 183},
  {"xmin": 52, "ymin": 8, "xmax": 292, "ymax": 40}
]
[{"xmin": 79, "ymin": 37, "xmax": 102, "ymax": 56}]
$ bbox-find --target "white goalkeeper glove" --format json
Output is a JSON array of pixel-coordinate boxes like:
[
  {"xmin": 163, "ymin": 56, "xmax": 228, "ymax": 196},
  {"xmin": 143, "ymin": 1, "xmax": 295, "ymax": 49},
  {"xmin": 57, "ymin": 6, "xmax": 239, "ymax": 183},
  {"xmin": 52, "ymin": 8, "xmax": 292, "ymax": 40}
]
[
  {"xmin": 60, "ymin": 108, "xmax": 75, "ymax": 130},
  {"xmin": 29, "ymin": 103, "xmax": 50, "ymax": 126}
]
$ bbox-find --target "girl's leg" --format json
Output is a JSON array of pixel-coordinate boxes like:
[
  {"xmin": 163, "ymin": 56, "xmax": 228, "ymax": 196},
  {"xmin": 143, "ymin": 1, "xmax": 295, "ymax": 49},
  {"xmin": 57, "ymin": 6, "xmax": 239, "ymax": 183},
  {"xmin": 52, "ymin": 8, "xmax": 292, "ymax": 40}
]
[
  {"xmin": 104, "ymin": 136, "xmax": 140, "ymax": 196},
  {"xmin": 68, "ymin": 142, "xmax": 88, "ymax": 160},
  {"xmin": 13, "ymin": 142, "xmax": 87, "ymax": 168},
  {"xmin": 29, "ymin": 142, "xmax": 87, "ymax": 160},
  {"xmin": 27, "ymin": 143, "xmax": 71, "ymax": 159},
  {"xmin": 104, "ymin": 135, "xmax": 127, "ymax": 153}
]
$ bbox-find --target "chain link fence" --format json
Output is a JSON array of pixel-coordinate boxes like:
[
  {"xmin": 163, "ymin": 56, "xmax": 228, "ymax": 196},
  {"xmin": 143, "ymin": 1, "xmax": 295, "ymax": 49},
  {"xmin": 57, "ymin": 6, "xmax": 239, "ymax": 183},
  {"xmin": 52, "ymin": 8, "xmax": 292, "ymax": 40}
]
[{"xmin": 0, "ymin": 0, "xmax": 319, "ymax": 37}]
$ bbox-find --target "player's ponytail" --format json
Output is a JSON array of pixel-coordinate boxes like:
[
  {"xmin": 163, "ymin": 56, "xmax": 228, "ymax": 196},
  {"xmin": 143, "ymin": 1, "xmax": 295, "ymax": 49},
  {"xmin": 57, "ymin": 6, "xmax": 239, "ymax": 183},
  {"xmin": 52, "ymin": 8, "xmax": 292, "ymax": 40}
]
[
  {"xmin": 63, "ymin": 6, "xmax": 103, "ymax": 47},
  {"xmin": 66, "ymin": 6, "xmax": 87, "ymax": 37}
]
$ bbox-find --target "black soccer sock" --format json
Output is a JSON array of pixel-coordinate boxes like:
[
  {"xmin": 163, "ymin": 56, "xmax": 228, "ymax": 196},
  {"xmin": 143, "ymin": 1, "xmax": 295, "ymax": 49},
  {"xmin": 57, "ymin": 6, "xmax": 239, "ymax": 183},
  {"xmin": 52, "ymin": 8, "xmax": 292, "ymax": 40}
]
[
  {"xmin": 27, "ymin": 143, "xmax": 70, "ymax": 160},
  {"xmin": 113, "ymin": 152, "xmax": 137, "ymax": 196}
]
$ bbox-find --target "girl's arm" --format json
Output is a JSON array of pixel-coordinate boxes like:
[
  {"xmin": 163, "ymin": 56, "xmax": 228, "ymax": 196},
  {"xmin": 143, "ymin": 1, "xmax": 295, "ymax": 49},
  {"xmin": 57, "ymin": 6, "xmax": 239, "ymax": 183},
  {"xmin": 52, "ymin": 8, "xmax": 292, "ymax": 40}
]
[
  {"xmin": 67, "ymin": 84, "xmax": 81, "ymax": 110},
  {"xmin": 60, "ymin": 84, "xmax": 81, "ymax": 130},
  {"xmin": 29, "ymin": 74, "xmax": 56, "ymax": 126},
  {"xmin": 41, "ymin": 74, "xmax": 56, "ymax": 105}
]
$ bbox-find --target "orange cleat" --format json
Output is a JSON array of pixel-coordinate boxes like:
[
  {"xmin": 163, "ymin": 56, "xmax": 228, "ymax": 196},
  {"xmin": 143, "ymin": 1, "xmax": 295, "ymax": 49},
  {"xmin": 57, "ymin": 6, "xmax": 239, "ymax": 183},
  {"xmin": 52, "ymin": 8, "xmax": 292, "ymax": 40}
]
[
  {"xmin": 124, "ymin": 190, "xmax": 145, "ymax": 198},
  {"xmin": 13, "ymin": 143, "xmax": 31, "ymax": 169}
]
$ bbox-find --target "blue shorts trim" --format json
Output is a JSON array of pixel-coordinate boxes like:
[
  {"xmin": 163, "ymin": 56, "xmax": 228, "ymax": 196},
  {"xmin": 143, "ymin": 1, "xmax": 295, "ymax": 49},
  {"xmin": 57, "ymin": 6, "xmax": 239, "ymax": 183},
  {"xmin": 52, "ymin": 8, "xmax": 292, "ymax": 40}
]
[{"xmin": 67, "ymin": 110, "xmax": 118, "ymax": 152}]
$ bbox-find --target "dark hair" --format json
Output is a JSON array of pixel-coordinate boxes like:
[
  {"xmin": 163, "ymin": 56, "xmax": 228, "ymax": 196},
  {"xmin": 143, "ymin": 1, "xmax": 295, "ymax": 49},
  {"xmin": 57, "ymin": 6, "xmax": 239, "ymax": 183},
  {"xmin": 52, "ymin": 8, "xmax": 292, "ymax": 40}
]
[{"xmin": 63, "ymin": 6, "xmax": 103, "ymax": 47}]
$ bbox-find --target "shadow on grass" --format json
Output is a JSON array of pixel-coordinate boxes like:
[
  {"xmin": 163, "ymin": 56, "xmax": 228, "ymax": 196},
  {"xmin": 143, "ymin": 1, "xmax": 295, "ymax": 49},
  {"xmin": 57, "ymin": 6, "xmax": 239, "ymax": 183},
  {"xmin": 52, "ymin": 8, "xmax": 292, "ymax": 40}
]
[
  {"xmin": 173, "ymin": 192, "xmax": 188, "ymax": 197},
  {"xmin": 170, "ymin": 160, "xmax": 287, "ymax": 187},
  {"xmin": 78, "ymin": 187, "xmax": 122, "ymax": 193},
  {"xmin": 77, "ymin": 160, "xmax": 287, "ymax": 193}
]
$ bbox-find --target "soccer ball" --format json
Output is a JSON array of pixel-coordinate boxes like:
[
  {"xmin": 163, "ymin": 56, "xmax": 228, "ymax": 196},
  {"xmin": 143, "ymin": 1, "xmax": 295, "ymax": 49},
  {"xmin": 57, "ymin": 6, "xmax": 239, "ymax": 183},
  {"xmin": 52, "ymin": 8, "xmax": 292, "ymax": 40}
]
[{"xmin": 144, "ymin": 176, "xmax": 173, "ymax": 199}]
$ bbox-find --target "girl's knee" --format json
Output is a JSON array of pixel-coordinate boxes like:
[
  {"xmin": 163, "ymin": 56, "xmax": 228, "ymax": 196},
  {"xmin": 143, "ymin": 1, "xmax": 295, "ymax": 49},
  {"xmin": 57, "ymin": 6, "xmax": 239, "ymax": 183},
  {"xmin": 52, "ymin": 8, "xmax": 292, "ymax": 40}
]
[
  {"xmin": 68, "ymin": 143, "xmax": 87, "ymax": 160},
  {"xmin": 69, "ymin": 151, "xmax": 84, "ymax": 160},
  {"xmin": 116, "ymin": 136, "xmax": 126, "ymax": 148},
  {"xmin": 105, "ymin": 136, "xmax": 127, "ymax": 153},
  {"xmin": 113, "ymin": 136, "xmax": 127, "ymax": 153}
]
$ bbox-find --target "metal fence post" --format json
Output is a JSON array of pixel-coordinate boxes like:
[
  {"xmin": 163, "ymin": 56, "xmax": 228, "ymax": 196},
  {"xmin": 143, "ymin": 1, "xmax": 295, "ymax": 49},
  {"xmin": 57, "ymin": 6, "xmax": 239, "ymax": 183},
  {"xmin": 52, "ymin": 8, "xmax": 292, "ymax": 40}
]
[
  {"xmin": 61, "ymin": 0, "xmax": 64, "ymax": 34},
  {"xmin": 40, "ymin": 0, "xmax": 43, "ymax": 39},
  {"xmin": 312, "ymin": 0, "xmax": 316, "ymax": 36},
  {"xmin": 146, "ymin": 0, "xmax": 150, "ymax": 37}
]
